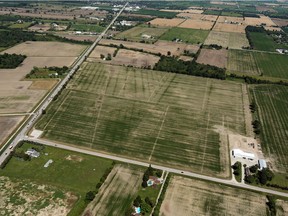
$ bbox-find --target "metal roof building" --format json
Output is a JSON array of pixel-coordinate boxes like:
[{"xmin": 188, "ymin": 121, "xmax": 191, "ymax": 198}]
[
  {"xmin": 232, "ymin": 149, "xmax": 255, "ymax": 160},
  {"xmin": 258, "ymin": 159, "xmax": 267, "ymax": 170}
]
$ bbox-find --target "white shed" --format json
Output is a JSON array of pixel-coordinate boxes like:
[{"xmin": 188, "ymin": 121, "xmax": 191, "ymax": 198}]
[
  {"xmin": 232, "ymin": 149, "xmax": 255, "ymax": 160},
  {"xmin": 258, "ymin": 159, "xmax": 267, "ymax": 170}
]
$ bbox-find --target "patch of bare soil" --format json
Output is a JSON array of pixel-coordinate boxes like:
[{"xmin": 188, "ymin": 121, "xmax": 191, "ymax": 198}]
[
  {"xmin": 65, "ymin": 155, "xmax": 84, "ymax": 162},
  {"xmin": 196, "ymin": 48, "xmax": 228, "ymax": 68},
  {"xmin": 0, "ymin": 176, "xmax": 77, "ymax": 216}
]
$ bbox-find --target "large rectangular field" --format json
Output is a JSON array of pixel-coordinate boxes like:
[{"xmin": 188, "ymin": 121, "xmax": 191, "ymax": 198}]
[
  {"xmin": 36, "ymin": 63, "xmax": 246, "ymax": 177},
  {"xmin": 250, "ymin": 85, "xmax": 288, "ymax": 173},
  {"xmin": 197, "ymin": 48, "xmax": 228, "ymax": 68},
  {"xmin": 227, "ymin": 50, "xmax": 288, "ymax": 79},
  {"xmin": 227, "ymin": 50, "xmax": 260, "ymax": 75},
  {"xmin": 115, "ymin": 26, "xmax": 168, "ymax": 43},
  {"xmin": 178, "ymin": 19, "xmax": 214, "ymax": 30},
  {"xmin": 249, "ymin": 32, "xmax": 288, "ymax": 52},
  {"xmin": 204, "ymin": 31, "xmax": 249, "ymax": 49},
  {"xmin": 160, "ymin": 175, "xmax": 267, "ymax": 216},
  {"xmin": 83, "ymin": 165, "xmax": 142, "ymax": 216},
  {"xmin": 160, "ymin": 27, "xmax": 209, "ymax": 44},
  {"xmin": 252, "ymin": 52, "xmax": 288, "ymax": 79}
]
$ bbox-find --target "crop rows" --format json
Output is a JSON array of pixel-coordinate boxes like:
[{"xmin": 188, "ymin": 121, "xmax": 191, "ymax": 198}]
[
  {"xmin": 37, "ymin": 63, "xmax": 246, "ymax": 175},
  {"xmin": 251, "ymin": 85, "xmax": 288, "ymax": 172}
]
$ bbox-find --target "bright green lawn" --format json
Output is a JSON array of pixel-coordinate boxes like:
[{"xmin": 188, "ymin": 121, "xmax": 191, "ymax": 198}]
[
  {"xmin": 0, "ymin": 142, "xmax": 113, "ymax": 215},
  {"xmin": 160, "ymin": 27, "xmax": 209, "ymax": 44}
]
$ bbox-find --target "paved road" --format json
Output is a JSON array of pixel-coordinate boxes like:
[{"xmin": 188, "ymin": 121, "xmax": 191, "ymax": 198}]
[
  {"xmin": 0, "ymin": 2, "xmax": 128, "ymax": 164},
  {"xmin": 27, "ymin": 137, "xmax": 288, "ymax": 198}
]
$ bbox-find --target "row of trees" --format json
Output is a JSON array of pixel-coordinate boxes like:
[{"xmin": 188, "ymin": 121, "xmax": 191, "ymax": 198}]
[
  {"xmin": 85, "ymin": 162, "xmax": 115, "ymax": 202},
  {"xmin": 153, "ymin": 56, "xmax": 226, "ymax": 80},
  {"xmin": 0, "ymin": 53, "xmax": 26, "ymax": 69}
]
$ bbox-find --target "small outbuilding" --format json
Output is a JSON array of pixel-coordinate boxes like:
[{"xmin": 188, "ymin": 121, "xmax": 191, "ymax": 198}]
[
  {"xmin": 232, "ymin": 149, "xmax": 255, "ymax": 160},
  {"xmin": 258, "ymin": 159, "xmax": 267, "ymax": 170},
  {"xmin": 25, "ymin": 149, "xmax": 40, "ymax": 158}
]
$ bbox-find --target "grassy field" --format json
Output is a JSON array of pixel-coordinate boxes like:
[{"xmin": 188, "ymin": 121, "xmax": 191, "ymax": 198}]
[
  {"xmin": 253, "ymin": 52, "xmax": 288, "ymax": 79},
  {"xmin": 249, "ymin": 32, "xmax": 288, "ymax": 52},
  {"xmin": 0, "ymin": 142, "xmax": 113, "ymax": 215},
  {"xmin": 228, "ymin": 50, "xmax": 288, "ymax": 79},
  {"xmin": 250, "ymin": 85, "xmax": 288, "ymax": 173},
  {"xmin": 227, "ymin": 50, "xmax": 260, "ymax": 75},
  {"xmin": 69, "ymin": 24, "xmax": 105, "ymax": 33},
  {"xmin": 36, "ymin": 62, "xmax": 246, "ymax": 177},
  {"xmin": 204, "ymin": 31, "xmax": 249, "ymax": 49},
  {"xmin": 160, "ymin": 175, "xmax": 267, "ymax": 216},
  {"xmin": 133, "ymin": 9, "xmax": 177, "ymax": 18},
  {"xmin": 83, "ymin": 164, "xmax": 143, "ymax": 216},
  {"xmin": 160, "ymin": 27, "xmax": 209, "ymax": 44},
  {"xmin": 115, "ymin": 26, "xmax": 168, "ymax": 43},
  {"xmin": 9, "ymin": 22, "xmax": 32, "ymax": 29}
]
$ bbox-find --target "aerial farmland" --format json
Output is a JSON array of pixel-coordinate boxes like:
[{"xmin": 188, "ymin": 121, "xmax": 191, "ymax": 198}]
[{"xmin": 0, "ymin": 0, "xmax": 288, "ymax": 215}]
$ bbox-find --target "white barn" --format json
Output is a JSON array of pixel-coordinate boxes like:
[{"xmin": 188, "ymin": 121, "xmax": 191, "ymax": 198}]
[
  {"xmin": 258, "ymin": 159, "xmax": 267, "ymax": 170},
  {"xmin": 232, "ymin": 149, "xmax": 255, "ymax": 160}
]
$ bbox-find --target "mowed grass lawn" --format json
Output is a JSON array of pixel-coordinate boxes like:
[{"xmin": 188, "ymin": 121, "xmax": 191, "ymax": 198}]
[
  {"xmin": 250, "ymin": 85, "xmax": 288, "ymax": 173},
  {"xmin": 0, "ymin": 142, "xmax": 113, "ymax": 215},
  {"xmin": 249, "ymin": 32, "xmax": 288, "ymax": 52},
  {"xmin": 160, "ymin": 27, "xmax": 209, "ymax": 44},
  {"xmin": 36, "ymin": 63, "xmax": 246, "ymax": 177}
]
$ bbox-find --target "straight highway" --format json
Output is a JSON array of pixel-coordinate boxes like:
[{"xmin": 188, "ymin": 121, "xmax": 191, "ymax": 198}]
[{"xmin": 0, "ymin": 2, "xmax": 128, "ymax": 165}]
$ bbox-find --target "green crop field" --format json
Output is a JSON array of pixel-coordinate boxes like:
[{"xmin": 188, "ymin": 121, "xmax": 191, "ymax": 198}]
[
  {"xmin": 160, "ymin": 27, "xmax": 209, "ymax": 44},
  {"xmin": 0, "ymin": 142, "xmax": 113, "ymax": 215},
  {"xmin": 253, "ymin": 52, "xmax": 288, "ymax": 79},
  {"xmin": 69, "ymin": 24, "xmax": 105, "ymax": 33},
  {"xmin": 133, "ymin": 9, "xmax": 177, "ymax": 18},
  {"xmin": 115, "ymin": 26, "xmax": 168, "ymax": 43},
  {"xmin": 250, "ymin": 85, "xmax": 288, "ymax": 173},
  {"xmin": 227, "ymin": 50, "xmax": 288, "ymax": 79},
  {"xmin": 36, "ymin": 62, "xmax": 246, "ymax": 177},
  {"xmin": 249, "ymin": 32, "xmax": 288, "ymax": 52},
  {"xmin": 227, "ymin": 50, "xmax": 260, "ymax": 75},
  {"xmin": 221, "ymin": 11, "xmax": 243, "ymax": 17}
]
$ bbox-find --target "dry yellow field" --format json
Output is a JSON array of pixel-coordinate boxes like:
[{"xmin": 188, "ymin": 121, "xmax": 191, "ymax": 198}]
[
  {"xmin": 277, "ymin": 200, "xmax": 288, "ymax": 216},
  {"xmin": 244, "ymin": 15, "xmax": 276, "ymax": 27},
  {"xmin": 3, "ymin": 41, "xmax": 86, "ymax": 57},
  {"xmin": 178, "ymin": 19, "xmax": 214, "ymax": 30},
  {"xmin": 110, "ymin": 49, "xmax": 160, "ymax": 68},
  {"xmin": 213, "ymin": 22, "xmax": 246, "ymax": 33},
  {"xmin": 28, "ymin": 80, "xmax": 58, "ymax": 90},
  {"xmin": 217, "ymin": 16, "xmax": 244, "ymax": 24},
  {"xmin": 150, "ymin": 18, "xmax": 185, "ymax": 27},
  {"xmin": 89, "ymin": 45, "xmax": 117, "ymax": 59},
  {"xmin": 99, "ymin": 39, "xmax": 199, "ymax": 56},
  {"xmin": 204, "ymin": 31, "xmax": 249, "ymax": 49},
  {"xmin": 83, "ymin": 165, "xmax": 142, "ymax": 216},
  {"xmin": 196, "ymin": 48, "xmax": 228, "ymax": 68},
  {"xmin": 0, "ymin": 116, "xmax": 25, "ymax": 145},
  {"xmin": 160, "ymin": 176, "xmax": 267, "ymax": 216}
]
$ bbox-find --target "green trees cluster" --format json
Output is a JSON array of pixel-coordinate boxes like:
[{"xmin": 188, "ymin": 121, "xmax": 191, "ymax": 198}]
[
  {"xmin": 153, "ymin": 56, "xmax": 226, "ymax": 80},
  {"xmin": 231, "ymin": 161, "xmax": 242, "ymax": 182},
  {"xmin": 266, "ymin": 195, "xmax": 277, "ymax": 216},
  {"xmin": 0, "ymin": 53, "xmax": 26, "ymax": 69},
  {"xmin": 244, "ymin": 168, "xmax": 274, "ymax": 185},
  {"xmin": 142, "ymin": 165, "xmax": 155, "ymax": 188},
  {"xmin": 252, "ymin": 119, "xmax": 261, "ymax": 135}
]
